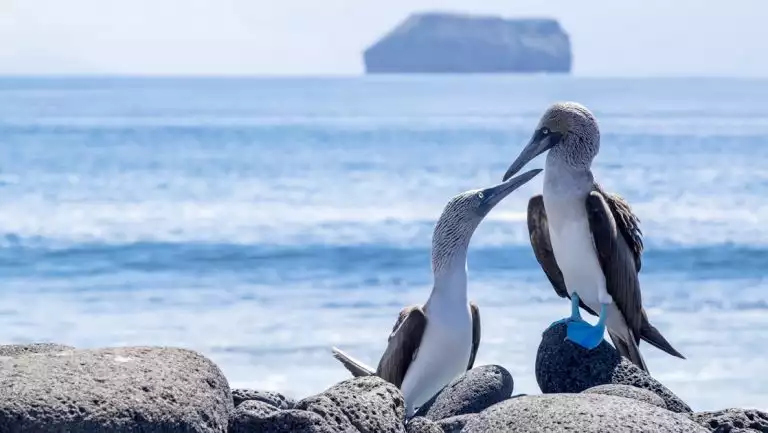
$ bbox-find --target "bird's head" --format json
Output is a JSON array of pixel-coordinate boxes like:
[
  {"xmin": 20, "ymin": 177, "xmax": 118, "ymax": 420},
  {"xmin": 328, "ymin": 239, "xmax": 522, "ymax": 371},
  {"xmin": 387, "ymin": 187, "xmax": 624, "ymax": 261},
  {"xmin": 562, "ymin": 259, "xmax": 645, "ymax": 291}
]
[
  {"xmin": 503, "ymin": 102, "xmax": 600, "ymax": 181},
  {"xmin": 431, "ymin": 169, "xmax": 541, "ymax": 273}
]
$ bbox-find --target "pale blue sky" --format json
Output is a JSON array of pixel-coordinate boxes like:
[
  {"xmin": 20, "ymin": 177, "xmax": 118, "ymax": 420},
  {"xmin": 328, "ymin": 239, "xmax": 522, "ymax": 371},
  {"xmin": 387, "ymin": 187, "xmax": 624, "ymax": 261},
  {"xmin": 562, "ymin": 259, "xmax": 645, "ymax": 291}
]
[{"xmin": 1, "ymin": 0, "xmax": 765, "ymax": 76}]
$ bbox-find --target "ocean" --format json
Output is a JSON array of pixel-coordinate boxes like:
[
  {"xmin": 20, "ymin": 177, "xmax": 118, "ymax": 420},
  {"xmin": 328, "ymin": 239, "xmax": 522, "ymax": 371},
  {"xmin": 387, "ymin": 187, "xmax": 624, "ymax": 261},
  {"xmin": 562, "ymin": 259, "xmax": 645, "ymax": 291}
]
[{"xmin": 0, "ymin": 76, "xmax": 766, "ymax": 411}]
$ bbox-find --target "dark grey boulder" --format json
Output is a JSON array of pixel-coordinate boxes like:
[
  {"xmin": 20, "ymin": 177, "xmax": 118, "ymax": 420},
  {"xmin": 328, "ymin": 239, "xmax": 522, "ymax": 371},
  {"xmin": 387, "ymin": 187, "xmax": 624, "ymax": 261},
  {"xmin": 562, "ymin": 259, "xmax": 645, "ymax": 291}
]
[
  {"xmin": 690, "ymin": 408, "xmax": 768, "ymax": 432},
  {"xmin": 414, "ymin": 365, "xmax": 513, "ymax": 420},
  {"xmin": 229, "ymin": 400, "xmax": 281, "ymax": 433},
  {"xmin": 232, "ymin": 388, "xmax": 296, "ymax": 409},
  {"xmin": 462, "ymin": 393, "xmax": 707, "ymax": 433},
  {"xmin": 406, "ymin": 416, "xmax": 444, "ymax": 433},
  {"xmin": 437, "ymin": 414, "xmax": 478, "ymax": 433},
  {"xmin": 536, "ymin": 322, "xmax": 691, "ymax": 413},
  {"xmin": 230, "ymin": 409, "xmax": 336, "ymax": 433},
  {"xmin": 225, "ymin": 376, "xmax": 405, "ymax": 433},
  {"xmin": 0, "ymin": 343, "xmax": 74, "ymax": 357},
  {"xmin": 583, "ymin": 384, "xmax": 667, "ymax": 410},
  {"xmin": 294, "ymin": 376, "xmax": 406, "ymax": 433},
  {"xmin": 0, "ymin": 346, "xmax": 233, "ymax": 433}
]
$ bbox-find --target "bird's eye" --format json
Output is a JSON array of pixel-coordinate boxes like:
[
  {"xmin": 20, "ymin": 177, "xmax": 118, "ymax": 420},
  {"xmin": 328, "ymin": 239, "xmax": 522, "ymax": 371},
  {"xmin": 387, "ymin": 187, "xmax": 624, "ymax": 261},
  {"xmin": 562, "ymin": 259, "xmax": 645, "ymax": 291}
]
[
  {"xmin": 541, "ymin": 127, "xmax": 550, "ymax": 135},
  {"xmin": 477, "ymin": 192, "xmax": 484, "ymax": 200}
]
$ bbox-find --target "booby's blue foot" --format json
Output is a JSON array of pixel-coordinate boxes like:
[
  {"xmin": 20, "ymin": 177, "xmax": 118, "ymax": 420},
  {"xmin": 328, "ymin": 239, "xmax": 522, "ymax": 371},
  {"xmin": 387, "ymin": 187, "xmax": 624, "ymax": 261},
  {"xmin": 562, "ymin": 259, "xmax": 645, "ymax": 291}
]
[
  {"xmin": 565, "ymin": 320, "xmax": 606, "ymax": 349},
  {"xmin": 565, "ymin": 303, "xmax": 609, "ymax": 350},
  {"xmin": 545, "ymin": 293, "xmax": 584, "ymax": 331}
]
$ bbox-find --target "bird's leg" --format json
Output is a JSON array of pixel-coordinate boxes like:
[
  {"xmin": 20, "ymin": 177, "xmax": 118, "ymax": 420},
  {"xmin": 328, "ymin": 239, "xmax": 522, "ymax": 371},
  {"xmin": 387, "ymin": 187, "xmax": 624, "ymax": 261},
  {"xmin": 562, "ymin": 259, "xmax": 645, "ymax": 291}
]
[
  {"xmin": 545, "ymin": 293, "xmax": 584, "ymax": 331},
  {"xmin": 569, "ymin": 293, "xmax": 582, "ymax": 321},
  {"xmin": 566, "ymin": 303, "xmax": 609, "ymax": 350}
]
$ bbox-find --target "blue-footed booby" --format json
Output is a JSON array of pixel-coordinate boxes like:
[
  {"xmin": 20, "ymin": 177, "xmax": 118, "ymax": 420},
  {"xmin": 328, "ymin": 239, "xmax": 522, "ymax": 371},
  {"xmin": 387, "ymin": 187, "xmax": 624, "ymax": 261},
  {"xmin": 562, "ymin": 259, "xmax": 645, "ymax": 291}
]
[
  {"xmin": 331, "ymin": 169, "xmax": 542, "ymax": 416},
  {"xmin": 502, "ymin": 102, "xmax": 684, "ymax": 372}
]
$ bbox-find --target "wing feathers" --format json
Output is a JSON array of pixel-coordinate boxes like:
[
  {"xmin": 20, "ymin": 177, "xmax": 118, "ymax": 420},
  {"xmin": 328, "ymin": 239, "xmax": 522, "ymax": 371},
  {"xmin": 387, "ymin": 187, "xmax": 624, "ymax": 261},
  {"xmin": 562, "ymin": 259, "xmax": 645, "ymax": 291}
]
[{"xmin": 375, "ymin": 305, "xmax": 428, "ymax": 388}]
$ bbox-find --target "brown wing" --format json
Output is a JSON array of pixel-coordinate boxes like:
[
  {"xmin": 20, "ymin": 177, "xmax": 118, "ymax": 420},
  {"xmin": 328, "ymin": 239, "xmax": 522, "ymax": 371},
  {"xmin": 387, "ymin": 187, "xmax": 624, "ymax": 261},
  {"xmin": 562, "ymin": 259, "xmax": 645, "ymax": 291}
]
[
  {"xmin": 595, "ymin": 184, "xmax": 644, "ymax": 272},
  {"xmin": 585, "ymin": 191, "xmax": 644, "ymax": 341},
  {"xmin": 588, "ymin": 189, "xmax": 685, "ymax": 360},
  {"xmin": 466, "ymin": 302, "xmax": 481, "ymax": 370},
  {"xmin": 374, "ymin": 305, "xmax": 428, "ymax": 388},
  {"xmin": 528, "ymin": 195, "xmax": 597, "ymax": 316}
]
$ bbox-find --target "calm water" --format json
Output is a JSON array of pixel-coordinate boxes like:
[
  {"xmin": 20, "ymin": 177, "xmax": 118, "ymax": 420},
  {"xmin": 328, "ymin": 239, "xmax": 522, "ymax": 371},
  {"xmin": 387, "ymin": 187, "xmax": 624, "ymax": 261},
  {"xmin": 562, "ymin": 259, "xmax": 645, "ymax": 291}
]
[{"xmin": 0, "ymin": 76, "xmax": 767, "ymax": 411}]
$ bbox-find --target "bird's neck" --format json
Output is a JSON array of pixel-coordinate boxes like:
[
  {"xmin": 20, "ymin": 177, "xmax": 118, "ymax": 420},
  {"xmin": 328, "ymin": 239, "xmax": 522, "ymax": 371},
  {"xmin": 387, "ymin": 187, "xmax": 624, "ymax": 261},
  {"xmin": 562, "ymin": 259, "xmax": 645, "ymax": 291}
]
[
  {"xmin": 544, "ymin": 154, "xmax": 594, "ymax": 199},
  {"xmin": 428, "ymin": 251, "xmax": 468, "ymax": 307}
]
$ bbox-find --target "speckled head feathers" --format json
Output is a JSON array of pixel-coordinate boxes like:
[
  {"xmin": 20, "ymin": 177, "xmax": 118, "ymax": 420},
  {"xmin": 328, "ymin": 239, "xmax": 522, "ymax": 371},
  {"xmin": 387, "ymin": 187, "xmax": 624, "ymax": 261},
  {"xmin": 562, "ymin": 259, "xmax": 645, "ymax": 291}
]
[
  {"xmin": 430, "ymin": 190, "xmax": 485, "ymax": 274},
  {"xmin": 539, "ymin": 102, "xmax": 601, "ymax": 168}
]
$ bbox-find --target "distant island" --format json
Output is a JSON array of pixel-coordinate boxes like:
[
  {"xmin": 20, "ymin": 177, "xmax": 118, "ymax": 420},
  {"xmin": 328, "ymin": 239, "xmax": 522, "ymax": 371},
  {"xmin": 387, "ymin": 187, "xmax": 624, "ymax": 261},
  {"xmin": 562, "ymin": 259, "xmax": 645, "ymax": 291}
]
[{"xmin": 363, "ymin": 12, "xmax": 572, "ymax": 74}]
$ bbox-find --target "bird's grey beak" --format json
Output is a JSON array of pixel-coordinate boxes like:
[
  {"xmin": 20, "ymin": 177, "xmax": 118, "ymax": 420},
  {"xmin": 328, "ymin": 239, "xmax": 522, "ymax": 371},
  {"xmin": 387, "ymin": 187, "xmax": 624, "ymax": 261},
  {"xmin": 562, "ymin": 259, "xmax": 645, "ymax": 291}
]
[
  {"xmin": 480, "ymin": 168, "xmax": 542, "ymax": 212},
  {"xmin": 502, "ymin": 130, "xmax": 561, "ymax": 181}
]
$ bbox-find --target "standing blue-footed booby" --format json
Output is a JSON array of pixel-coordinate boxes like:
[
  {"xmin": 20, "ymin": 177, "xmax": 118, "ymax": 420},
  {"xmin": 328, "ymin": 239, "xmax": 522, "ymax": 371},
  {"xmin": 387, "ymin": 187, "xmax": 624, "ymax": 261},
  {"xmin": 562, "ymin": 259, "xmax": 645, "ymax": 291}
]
[
  {"xmin": 502, "ymin": 102, "xmax": 684, "ymax": 372},
  {"xmin": 331, "ymin": 168, "xmax": 542, "ymax": 416}
]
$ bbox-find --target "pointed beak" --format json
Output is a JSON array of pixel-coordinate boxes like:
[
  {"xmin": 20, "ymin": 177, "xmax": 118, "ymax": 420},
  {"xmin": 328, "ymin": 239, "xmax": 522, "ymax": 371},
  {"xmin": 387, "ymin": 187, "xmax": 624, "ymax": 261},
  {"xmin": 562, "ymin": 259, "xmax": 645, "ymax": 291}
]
[
  {"xmin": 480, "ymin": 168, "xmax": 542, "ymax": 212},
  {"xmin": 502, "ymin": 130, "xmax": 561, "ymax": 181}
]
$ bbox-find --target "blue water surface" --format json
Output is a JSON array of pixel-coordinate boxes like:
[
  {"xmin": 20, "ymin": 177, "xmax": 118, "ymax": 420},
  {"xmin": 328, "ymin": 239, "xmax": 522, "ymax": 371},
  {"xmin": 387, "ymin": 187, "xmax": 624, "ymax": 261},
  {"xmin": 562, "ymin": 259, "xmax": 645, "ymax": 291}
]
[{"xmin": 0, "ymin": 76, "xmax": 767, "ymax": 410}]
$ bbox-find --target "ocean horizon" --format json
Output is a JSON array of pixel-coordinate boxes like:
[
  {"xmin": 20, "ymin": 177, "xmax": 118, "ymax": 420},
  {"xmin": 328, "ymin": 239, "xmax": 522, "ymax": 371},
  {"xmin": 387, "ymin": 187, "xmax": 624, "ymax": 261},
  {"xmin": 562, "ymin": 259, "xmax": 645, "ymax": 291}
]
[{"xmin": 0, "ymin": 75, "xmax": 766, "ymax": 412}]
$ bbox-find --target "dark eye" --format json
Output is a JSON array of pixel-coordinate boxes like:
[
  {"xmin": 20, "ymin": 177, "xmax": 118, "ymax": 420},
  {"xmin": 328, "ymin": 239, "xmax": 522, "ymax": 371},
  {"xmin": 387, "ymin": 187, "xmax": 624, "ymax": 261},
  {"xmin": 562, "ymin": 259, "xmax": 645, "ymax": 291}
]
[
  {"xmin": 541, "ymin": 127, "xmax": 550, "ymax": 136},
  {"xmin": 477, "ymin": 192, "xmax": 484, "ymax": 200}
]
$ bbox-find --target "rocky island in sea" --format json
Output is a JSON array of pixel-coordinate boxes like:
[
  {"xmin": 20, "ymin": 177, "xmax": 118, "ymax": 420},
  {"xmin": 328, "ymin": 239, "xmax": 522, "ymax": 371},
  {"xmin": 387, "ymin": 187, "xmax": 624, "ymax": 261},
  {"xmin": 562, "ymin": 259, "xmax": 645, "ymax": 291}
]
[{"xmin": 363, "ymin": 12, "xmax": 572, "ymax": 74}]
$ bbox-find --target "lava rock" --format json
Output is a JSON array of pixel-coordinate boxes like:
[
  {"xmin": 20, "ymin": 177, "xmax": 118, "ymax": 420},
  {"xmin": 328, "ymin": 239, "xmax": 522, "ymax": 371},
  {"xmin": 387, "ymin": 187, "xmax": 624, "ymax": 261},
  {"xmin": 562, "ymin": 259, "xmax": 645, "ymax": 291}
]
[
  {"xmin": 232, "ymin": 388, "xmax": 296, "ymax": 409},
  {"xmin": 0, "ymin": 343, "xmax": 74, "ymax": 357},
  {"xmin": 229, "ymin": 400, "xmax": 281, "ymax": 433},
  {"xmin": 230, "ymin": 409, "xmax": 336, "ymax": 433},
  {"xmin": 0, "ymin": 346, "xmax": 233, "ymax": 432},
  {"xmin": 690, "ymin": 408, "xmax": 768, "ymax": 432},
  {"xmin": 583, "ymin": 384, "xmax": 667, "ymax": 410},
  {"xmin": 462, "ymin": 393, "xmax": 707, "ymax": 433},
  {"xmin": 414, "ymin": 365, "xmax": 513, "ymax": 420},
  {"xmin": 536, "ymin": 322, "xmax": 691, "ymax": 413},
  {"xmin": 226, "ymin": 376, "xmax": 405, "ymax": 433},
  {"xmin": 407, "ymin": 416, "xmax": 444, "ymax": 433},
  {"xmin": 437, "ymin": 414, "xmax": 478, "ymax": 433},
  {"xmin": 294, "ymin": 376, "xmax": 406, "ymax": 433}
]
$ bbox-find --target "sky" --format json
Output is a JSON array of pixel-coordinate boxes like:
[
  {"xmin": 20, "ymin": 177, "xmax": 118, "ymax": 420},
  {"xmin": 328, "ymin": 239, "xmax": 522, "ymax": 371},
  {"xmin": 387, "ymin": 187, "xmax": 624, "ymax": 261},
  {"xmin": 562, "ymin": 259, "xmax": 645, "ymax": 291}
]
[{"xmin": 0, "ymin": 0, "xmax": 766, "ymax": 77}]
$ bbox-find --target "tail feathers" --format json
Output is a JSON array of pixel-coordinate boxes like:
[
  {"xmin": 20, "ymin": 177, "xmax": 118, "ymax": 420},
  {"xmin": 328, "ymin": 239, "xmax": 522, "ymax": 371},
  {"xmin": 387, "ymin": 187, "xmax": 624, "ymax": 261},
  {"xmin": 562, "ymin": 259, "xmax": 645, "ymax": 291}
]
[
  {"xmin": 331, "ymin": 347, "xmax": 376, "ymax": 377},
  {"xmin": 640, "ymin": 318, "xmax": 686, "ymax": 360},
  {"xmin": 608, "ymin": 330, "xmax": 649, "ymax": 373}
]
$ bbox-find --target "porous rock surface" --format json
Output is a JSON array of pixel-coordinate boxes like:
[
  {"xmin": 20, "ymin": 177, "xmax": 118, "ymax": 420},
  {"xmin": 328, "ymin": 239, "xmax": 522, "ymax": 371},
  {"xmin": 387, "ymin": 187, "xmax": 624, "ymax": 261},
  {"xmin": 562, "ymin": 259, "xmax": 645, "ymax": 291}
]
[
  {"xmin": 436, "ymin": 414, "xmax": 478, "ymax": 433},
  {"xmin": 690, "ymin": 408, "xmax": 768, "ymax": 432},
  {"xmin": 461, "ymin": 393, "xmax": 707, "ymax": 433},
  {"xmin": 232, "ymin": 388, "xmax": 296, "ymax": 409},
  {"xmin": 414, "ymin": 364, "xmax": 513, "ymax": 420},
  {"xmin": 229, "ymin": 376, "xmax": 406, "ymax": 433},
  {"xmin": 583, "ymin": 383, "xmax": 667, "ymax": 410},
  {"xmin": 0, "ymin": 346, "xmax": 233, "ymax": 433},
  {"xmin": 406, "ymin": 416, "xmax": 444, "ymax": 433},
  {"xmin": 536, "ymin": 322, "xmax": 691, "ymax": 413}
]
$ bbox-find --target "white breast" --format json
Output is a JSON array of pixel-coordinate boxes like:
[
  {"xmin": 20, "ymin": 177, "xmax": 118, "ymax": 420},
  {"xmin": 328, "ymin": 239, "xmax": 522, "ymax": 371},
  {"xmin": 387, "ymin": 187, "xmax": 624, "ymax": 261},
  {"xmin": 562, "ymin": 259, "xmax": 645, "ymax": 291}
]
[
  {"xmin": 399, "ymin": 301, "xmax": 472, "ymax": 415},
  {"xmin": 543, "ymin": 185, "xmax": 608, "ymax": 310}
]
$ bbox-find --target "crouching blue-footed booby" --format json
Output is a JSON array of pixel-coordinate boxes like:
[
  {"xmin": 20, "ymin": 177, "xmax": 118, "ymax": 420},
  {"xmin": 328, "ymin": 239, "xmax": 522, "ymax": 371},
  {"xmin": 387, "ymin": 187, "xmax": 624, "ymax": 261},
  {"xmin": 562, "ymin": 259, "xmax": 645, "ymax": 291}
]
[
  {"xmin": 331, "ymin": 168, "xmax": 541, "ymax": 416},
  {"xmin": 502, "ymin": 102, "xmax": 684, "ymax": 372}
]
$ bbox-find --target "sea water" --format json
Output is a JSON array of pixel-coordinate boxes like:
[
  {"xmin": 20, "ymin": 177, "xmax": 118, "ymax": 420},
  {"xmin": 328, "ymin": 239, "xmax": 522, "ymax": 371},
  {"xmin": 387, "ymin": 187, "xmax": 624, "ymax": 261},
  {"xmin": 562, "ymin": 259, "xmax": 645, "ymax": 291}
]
[{"xmin": 0, "ymin": 76, "xmax": 766, "ymax": 411}]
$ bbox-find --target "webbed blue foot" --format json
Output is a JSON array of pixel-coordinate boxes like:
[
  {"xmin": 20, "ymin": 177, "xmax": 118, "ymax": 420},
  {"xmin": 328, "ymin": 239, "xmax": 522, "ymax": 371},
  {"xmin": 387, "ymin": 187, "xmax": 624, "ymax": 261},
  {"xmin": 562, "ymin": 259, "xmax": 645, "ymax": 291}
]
[
  {"xmin": 545, "ymin": 293, "xmax": 584, "ymax": 332},
  {"xmin": 565, "ymin": 303, "xmax": 609, "ymax": 350},
  {"xmin": 565, "ymin": 320, "xmax": 606, "ymax": 349}
]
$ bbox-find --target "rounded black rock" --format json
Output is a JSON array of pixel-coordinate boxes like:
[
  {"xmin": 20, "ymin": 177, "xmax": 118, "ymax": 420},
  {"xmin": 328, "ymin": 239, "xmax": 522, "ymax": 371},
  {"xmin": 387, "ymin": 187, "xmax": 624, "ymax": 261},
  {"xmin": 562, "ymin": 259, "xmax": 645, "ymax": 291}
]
[
  {"xmin": 414, "ymin": 365, "xmax": 513, "ymax": 421},
  {"xmin": 536, "ymin": 322, "xmax": 691, "ymax": 413}
]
